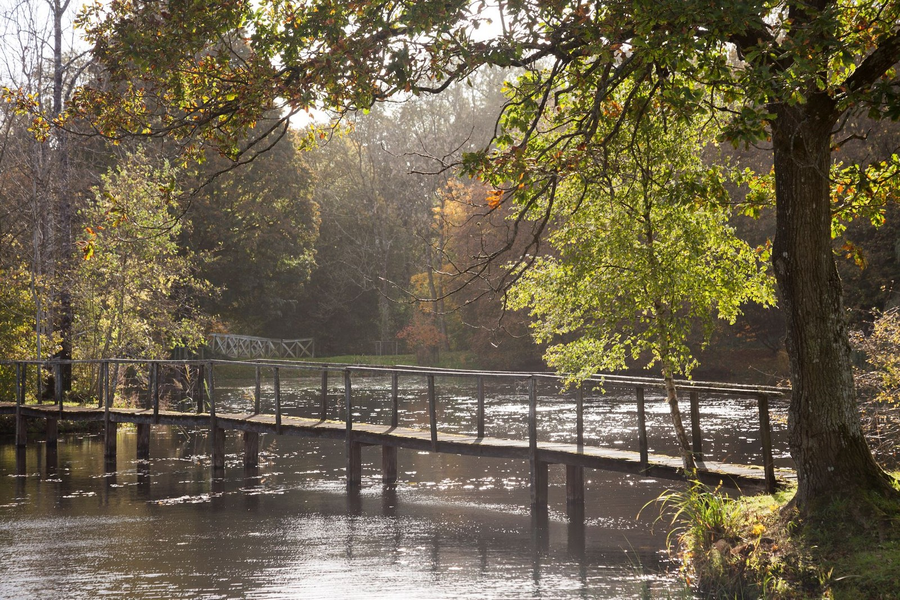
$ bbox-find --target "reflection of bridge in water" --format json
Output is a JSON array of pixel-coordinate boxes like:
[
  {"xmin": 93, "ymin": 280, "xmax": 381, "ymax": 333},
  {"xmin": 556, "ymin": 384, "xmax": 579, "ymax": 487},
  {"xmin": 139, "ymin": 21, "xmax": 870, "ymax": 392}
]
[
  {"xmin": 207, "ymin": 334, "xmax": 314, "ymax": 359},
  {"xmin": 0, "ymin": 359, "xmax": 792, "ymax": 517}
]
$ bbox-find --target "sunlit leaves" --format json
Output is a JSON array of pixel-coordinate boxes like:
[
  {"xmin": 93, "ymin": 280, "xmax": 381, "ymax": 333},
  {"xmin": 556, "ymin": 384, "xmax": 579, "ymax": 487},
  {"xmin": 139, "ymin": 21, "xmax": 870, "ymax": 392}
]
[
  {"xmin": 75, "ymin": 149, "xmax": 210, "ymax": 359},
  {"xmin": 830, "ymin": 155, "xmax": 900, "ymax": 238},
  {"xmin": 507, "ymin": 90, "xmax": 775, "ymax": 383}
]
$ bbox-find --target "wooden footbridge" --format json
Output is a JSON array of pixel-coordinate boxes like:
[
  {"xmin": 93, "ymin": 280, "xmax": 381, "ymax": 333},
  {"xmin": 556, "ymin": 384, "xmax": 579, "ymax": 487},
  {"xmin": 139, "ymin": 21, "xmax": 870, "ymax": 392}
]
[
  {"xmin": 0, "ymin": 359, "xmax": 791, "ymax": 511},
  {"xmin": 206, "ymin": 334, "xmax": 315, "ymax": 359}
]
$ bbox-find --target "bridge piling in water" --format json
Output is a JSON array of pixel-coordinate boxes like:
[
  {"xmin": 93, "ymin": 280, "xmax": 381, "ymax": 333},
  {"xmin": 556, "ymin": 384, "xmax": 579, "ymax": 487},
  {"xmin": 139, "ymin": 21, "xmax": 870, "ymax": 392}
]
[
  {"xmin": 46, "ymin": 418, "xmax": 58, "ymax": 448},
  {"xmin": 635, "ymin": 386, "xmax": 648, "ymax": 471},
  {"xmin": 244, "ymin": 432, "xmax": 259, "ymax": 467},
  {"xmin": 137, "ymin": 424, "xmax": 150, "ymax": 459},
  {"xmin": 690, "ymin": 390, "xmax": 703, "ymax": 461},
  {"xmin": 382, "ymin": 445, "xmax": 398, "ymax": 484}
]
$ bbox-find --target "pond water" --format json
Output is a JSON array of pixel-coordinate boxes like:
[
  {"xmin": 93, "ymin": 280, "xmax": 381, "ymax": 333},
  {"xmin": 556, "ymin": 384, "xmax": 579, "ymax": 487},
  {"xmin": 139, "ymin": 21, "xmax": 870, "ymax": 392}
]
[{"xmin": 0, "ymin": 374, "xmax": 790, "ymax": 599}]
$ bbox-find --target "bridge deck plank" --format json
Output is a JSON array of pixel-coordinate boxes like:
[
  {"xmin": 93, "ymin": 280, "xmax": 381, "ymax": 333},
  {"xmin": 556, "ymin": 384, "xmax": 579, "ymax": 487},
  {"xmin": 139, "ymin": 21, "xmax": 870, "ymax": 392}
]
[{"xmin": 0, "ymin": 402, "xmax": 792, "ymax": 489}]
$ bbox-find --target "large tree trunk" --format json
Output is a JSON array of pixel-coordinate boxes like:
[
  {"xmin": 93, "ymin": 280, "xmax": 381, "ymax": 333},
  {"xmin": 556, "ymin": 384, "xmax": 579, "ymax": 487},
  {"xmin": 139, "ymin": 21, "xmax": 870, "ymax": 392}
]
[
  {"xmin": 771, "ymin": 101, "xmax": 897, "ymax": 513},
  {"xmin": 52, "ymin": 0, "xmax": 74, "ymax": 393}
]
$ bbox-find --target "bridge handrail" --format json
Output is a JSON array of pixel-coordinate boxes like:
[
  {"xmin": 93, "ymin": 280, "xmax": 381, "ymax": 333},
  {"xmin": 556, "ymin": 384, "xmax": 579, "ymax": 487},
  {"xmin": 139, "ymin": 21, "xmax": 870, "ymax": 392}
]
[
  {"xmin": 1, "ymin": 355, "xmax": 786, "ymax": 492},
  {"xmin": 0, "ymin": 357, "xmax": 790, "ymax": 397}
]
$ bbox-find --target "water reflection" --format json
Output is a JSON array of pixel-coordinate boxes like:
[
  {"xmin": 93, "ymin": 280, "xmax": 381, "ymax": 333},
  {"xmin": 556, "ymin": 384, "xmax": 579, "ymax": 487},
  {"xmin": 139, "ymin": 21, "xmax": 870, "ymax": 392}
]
[{"xmin": 0, "ymin": 375, "xmax": 789, "ymax": 598}]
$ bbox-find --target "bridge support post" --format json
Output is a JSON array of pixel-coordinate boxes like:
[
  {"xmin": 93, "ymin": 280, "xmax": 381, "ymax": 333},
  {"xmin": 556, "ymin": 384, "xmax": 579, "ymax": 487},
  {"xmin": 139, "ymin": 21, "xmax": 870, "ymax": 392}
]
[
  {"xmin": 347, "ymin": 441, "xmax": 362, "ymax": 489},
  {"xmin": 211, "ymin": 426, "xmax": 225, "ymax": 471},
  {"xmin": 382, "ymin": 445, "xmax": 397, "ymax": 485},
  {"xmin": 530, "ymin": 460, "xmax": 549, "ymax": 508},
  {"xmin": 105, "ymin": 422, "xmax": 117, "ymax": 460},
  {"xmin": 636, "ymin": 386, "xmax": 649, "ymax": 472},
  {"xmin": 15, "ymin": 413, "xmax": 27, "ymax": 447},
  {"xmin": 136, "ymin": 423, "xmax": 150, "ymax": 460},
  {"xmin": 243, "ymin": 432, "xmax": 259, "ymax": 467},
  {"xmin": 46, "ymin": 418, "xmax": 58, "ymax": 448},
  {"xmin": 320, "ymin": 369, "xmax": 328, "ymax": 421},
  {"xmin": 195, "ymin": 364, "xmax": 205, "ymax": 414},
  {"xmin": 565, "ymin": 465, "xmax": 584, "ymax": 508}
]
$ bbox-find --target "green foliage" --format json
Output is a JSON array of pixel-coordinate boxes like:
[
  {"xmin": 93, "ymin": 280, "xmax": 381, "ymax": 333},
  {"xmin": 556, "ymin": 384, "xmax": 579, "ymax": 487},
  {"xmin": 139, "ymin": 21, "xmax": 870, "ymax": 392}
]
[
  {"xmin": 0, "ymin": 265, "xmax": 57, "ymax": 397},
  {"xmin": 186, "ymin": 126, "xmax": 319, "ymax": 337},
  {"xmin": 652, "ymin": 482, "xmax": 742, "ymax": 560},
  {"xmin": 507, "ymin": 93, "xmax": 774, "ymax": 382},
  {"xmin": 653, "ymin": 483, "xmax": 823, "ymax": 598},
  {"xmin": 0, "ymin": 265, "xmax": 45, "ymax": 359},
  {"xmin": 651, "ymin": 479, "xmax": 900, "ymax": 598},
  {"xmin": 75, "ymin": 149, "xmax": 210, "ymax": 359}
]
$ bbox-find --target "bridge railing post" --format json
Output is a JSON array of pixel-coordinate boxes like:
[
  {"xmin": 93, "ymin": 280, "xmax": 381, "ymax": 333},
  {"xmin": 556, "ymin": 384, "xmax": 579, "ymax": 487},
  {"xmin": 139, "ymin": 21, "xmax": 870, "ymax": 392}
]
[
  {"xmin": 15, "ymin": 362, "xmax": 26, "ymax": 447},
  {"xmin": 757, "ymin": 393, "xmax": 776, "ymax": 493},
  {"xmin": 427, "ymin": 374, "xmax": 437, "ymax": 451},
  {"xmin": 320, "ymin": 368, "xmax": 328, "ymax": 421},
  {"xmin": 636, "ymin": 386, "xmax": 649, "ymax": 471},
  {"xmin": 206, "ymin": 361, "xmax": 215, "ymax": 414},
  {"xmin": 254, "ymin": 365, "xmax": 262, "ymax": 414},
  {"xmin": 207, "ymin": 363, "xmax": 216, "ymax": 419},
  {"xmin": 36, "ymin": 361, "xmax": 43, "ymax": 405},
  {"xmin": 151, "ymin": 362, "xmax": 160, "ymax": 423},
  {"xmin": 96, "ymin": 361, "xmax": 103, "ymax": 409},
  {"xmin": 54, "ymin": 361, "xmax": 63, "ymax": 419},
  {"xmin": 476, "ymin": 375, "xmax": 485, "ymax": 438},
  {"xmin": 195, "ymin": 363, "xmax": 205, "ymax": 414},
  {"xmin": 689, "ymin": 390, "xmax": 703, "ymax": 461},
  {"xmin": 104, "ymin": 360, "xmax": 116, "ymax": 460},
  {"xmin": 576, "ymin": 381, "xmax": 584, "ymax": 448},
  {"xmin": 390, "ymin": 371, "xmax": 399, "ymax": 428},
  {"xmin": 104, "ymin": 361, "xmax": 111, "ymax": 415},
  {"xmin": 274, "ymin": 366, "xmax": 282, "ymax": 434}
]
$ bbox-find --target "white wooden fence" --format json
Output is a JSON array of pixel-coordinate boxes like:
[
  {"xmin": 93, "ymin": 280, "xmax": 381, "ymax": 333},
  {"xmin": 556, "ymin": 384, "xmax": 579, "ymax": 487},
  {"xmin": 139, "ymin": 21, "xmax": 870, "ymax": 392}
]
[{"xmin": 207, "ymin": 334, "xmax": 314, "ymax": 359}]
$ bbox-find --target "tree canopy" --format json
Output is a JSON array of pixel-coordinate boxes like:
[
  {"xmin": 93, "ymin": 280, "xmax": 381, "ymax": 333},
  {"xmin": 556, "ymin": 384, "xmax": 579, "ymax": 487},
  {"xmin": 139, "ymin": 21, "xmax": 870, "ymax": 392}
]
[{"xmin": 508, "ymin": 89, "xmax": 774, "ymax": 469}]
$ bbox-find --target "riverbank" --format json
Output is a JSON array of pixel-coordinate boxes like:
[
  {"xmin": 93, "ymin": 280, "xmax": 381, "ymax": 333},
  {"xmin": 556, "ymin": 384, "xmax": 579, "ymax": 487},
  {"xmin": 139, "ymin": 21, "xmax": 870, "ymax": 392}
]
[{"xmin": 667, "ymin": 477, "xmax": 900, "ymax": 598}]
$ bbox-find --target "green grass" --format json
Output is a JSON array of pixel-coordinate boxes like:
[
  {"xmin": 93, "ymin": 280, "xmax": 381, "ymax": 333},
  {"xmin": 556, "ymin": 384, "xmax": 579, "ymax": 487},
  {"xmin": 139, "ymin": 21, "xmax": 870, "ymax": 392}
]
[
  {"xmin": 655, "ymin": 474, "xmax": 900, "ymax": 599},
  {"xmin": 303, "ymin": 353, "xmax": 418, "ymax": 366},
  {"xmin": 206, "ymin": 351, "xmax": 479, "ymax": 380},
  {"xmin": 305, "ymin": 350, "xmax": 477, "ymax": 369}
]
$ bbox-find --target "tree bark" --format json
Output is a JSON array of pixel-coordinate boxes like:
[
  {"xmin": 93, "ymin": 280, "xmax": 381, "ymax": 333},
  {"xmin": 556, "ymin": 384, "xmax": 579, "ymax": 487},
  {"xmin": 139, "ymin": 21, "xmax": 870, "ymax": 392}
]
[
  {"xmin": 771, "ymin": 100, "xmax": 897, "ymax": 512},
  {"xmin": 662, "ymin": 366, "xmax": 696, "ymax": 473},
  {"xmin": 52, "ymin": 0, "xmax": 74, "ymax": 393}
]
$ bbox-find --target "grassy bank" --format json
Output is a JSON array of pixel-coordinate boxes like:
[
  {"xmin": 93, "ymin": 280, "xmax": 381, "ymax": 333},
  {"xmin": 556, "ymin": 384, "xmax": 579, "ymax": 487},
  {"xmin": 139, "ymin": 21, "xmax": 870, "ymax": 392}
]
[
  {"xmin": 304, "ymin": 351, "xmax": 477, "ymax": 369},
  {"xmin": 210, "ymin": 351, "xmax": 480, "ymax": 379},
  {"xmin": 660, "ymin": 477, "xmax": 900, "ymax": 598}
]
